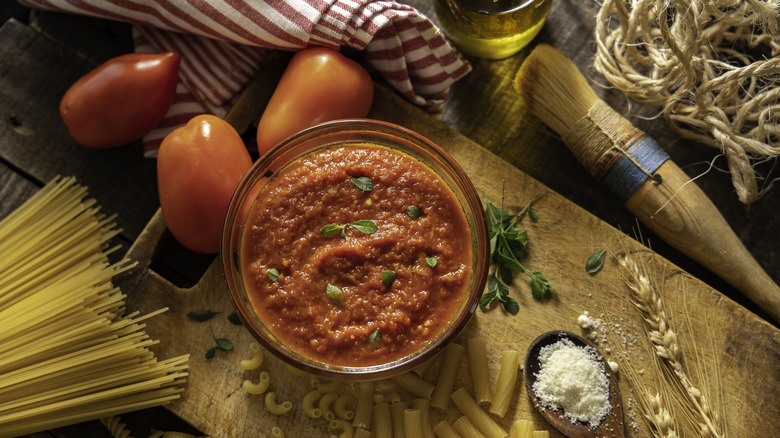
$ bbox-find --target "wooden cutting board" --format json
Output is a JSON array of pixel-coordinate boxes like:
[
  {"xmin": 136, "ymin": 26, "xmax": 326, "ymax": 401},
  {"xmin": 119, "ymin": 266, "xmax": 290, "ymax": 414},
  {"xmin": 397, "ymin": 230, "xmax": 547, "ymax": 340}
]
[{"xmin": 117, "ymin": 85, "xmax": 779, "ymax": 438}]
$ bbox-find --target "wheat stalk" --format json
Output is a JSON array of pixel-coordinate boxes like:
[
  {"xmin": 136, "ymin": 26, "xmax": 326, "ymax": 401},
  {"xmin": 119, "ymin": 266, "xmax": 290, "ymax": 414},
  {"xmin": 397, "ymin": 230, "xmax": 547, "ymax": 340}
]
[{"xmin": 616, "ymin": 252, "xmax": 723, "ymax": 438}]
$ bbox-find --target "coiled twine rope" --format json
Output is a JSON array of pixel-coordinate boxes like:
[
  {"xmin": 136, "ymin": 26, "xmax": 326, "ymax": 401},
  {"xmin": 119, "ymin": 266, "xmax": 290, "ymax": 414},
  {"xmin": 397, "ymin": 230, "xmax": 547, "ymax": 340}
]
[{"xmin": 593, "ymin": 0, "xmax": 780, "ymax": 205}]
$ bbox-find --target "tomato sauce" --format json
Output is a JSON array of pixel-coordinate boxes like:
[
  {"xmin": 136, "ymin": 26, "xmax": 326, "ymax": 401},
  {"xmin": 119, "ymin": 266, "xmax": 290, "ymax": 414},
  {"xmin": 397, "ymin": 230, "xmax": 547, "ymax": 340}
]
[{"xmin": 241, "ymin": 144, "xmax": 473, "ymax": 367}]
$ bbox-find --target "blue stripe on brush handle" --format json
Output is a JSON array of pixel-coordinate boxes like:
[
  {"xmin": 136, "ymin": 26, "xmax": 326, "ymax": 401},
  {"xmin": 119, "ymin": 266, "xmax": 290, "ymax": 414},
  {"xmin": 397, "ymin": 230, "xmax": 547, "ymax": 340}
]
[{"xmin": 601, "ymin": 134, "xmax": 669, "ymax": 204}]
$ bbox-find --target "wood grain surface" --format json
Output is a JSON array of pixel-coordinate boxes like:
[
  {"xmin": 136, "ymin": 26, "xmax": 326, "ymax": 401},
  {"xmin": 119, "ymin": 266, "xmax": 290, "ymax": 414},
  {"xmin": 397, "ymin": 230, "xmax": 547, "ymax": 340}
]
[
  {"xmin": 107, "ymin": 85, "xmax": 779, "ymax": 438},
  {"xmin": 1, "ymin": 1, "xmax": 778, "ymax": 437}
]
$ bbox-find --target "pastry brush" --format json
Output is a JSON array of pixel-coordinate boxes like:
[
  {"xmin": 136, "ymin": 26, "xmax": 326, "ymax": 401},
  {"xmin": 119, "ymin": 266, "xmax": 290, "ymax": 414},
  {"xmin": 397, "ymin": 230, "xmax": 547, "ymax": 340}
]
[{"xmin": 514, "ymin": 44, "xmax": 780, "ymax": 323}]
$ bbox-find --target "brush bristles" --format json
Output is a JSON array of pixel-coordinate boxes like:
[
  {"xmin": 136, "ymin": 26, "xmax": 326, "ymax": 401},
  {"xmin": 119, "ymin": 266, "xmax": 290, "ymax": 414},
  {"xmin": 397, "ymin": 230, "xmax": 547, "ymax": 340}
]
[{"xmin": 514, "ymin": 44, "xmax": 599, "ymax": 136}]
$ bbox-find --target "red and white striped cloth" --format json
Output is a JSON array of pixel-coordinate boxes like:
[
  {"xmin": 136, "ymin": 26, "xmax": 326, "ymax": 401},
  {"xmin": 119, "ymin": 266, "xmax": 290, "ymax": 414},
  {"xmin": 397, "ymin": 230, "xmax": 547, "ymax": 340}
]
[{"xmin": 21, "ymin": 0, "xmax": 471, "ymax": 157}]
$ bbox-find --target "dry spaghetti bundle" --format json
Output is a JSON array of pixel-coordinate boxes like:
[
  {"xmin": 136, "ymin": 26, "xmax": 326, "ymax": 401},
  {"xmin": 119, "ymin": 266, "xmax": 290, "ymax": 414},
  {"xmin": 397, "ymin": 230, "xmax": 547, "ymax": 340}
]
[
  {"xmin": 0, "ymin": 176, "xmax": 188, "ymax": 437},
  {"xmin": 594, "ymin": 0, "xmax": 780, "ymax": 205}
]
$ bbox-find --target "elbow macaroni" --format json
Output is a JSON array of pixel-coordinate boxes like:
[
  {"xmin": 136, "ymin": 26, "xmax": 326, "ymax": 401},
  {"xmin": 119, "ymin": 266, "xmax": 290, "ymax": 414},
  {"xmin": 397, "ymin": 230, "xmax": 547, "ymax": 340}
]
[
  {"xmin": 319, "ymin": 391, "xmax": 340, "ymax": 421},
  {"xmin": 265, "ymin": 392, "xmax": 293, "ymax": 415},
  {"xmin": 317, "ymin": 378, "xmax": 342, "ymax": 393},
  {"xmin": 302, "ymin": 390, "xmax": 323, "ymax": 418},
  {"xmin": 240, "ymin": 343, "xmax": 264, "ymax": 370},
  {"xmin": 334, "ymin": 393, "xmax": 355, "ymax": 420},
  {"xmin": 243, "ymin": 371, "xmax": 270, "ymax": 395},
  {"xmin": 329, "ymin": 419, "xmax": 354, "ymax": 438}
]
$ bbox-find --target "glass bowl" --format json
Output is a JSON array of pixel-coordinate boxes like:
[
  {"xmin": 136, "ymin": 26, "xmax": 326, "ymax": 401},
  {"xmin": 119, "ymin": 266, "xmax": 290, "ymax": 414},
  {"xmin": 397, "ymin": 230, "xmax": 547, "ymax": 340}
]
[{"xmin": 222, "ymin": 119, "xmax": 488, "ymax": 380}]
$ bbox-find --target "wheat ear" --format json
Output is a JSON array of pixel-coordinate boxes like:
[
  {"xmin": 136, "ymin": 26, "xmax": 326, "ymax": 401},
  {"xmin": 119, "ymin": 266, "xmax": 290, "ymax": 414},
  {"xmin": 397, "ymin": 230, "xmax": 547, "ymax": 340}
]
[{"xmin": 617, "ymin": 252, "xmax": 722, "ymax": 438}]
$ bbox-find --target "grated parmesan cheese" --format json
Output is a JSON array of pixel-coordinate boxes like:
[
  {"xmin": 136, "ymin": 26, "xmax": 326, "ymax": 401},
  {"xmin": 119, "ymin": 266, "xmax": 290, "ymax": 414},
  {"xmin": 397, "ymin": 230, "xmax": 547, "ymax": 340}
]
[{"xmin": 532, "ymin": 338, "xmax": 611, "ymax": 428}]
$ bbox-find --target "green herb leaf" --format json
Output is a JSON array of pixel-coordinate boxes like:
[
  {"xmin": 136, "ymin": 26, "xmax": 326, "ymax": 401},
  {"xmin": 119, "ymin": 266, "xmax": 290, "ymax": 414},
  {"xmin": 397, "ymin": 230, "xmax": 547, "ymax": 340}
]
[
  {"xmin": 322, "ymin": 220, "xmax": 377, "ymax": 239},
  {"xmin": 480, "ymin": 193, "xmax": 553, "ymax": 311},
  {"xmin": 321, "ymin": 223, "xmax": 345, "ymax": 237},
  {"xmin": 348, "ymin": 220, "xmax": 377, "ymax": 235},
  {"xmin": 351, "ymin": 176, "xmax": 373, "ymax": 191},
  {"xmin": 479, "ymin": 287, "xmax": 497, "ymax": 308},
  {"xmin": 426, "ymin": 256, "xmax": 438, "ymax": 268},
  {"xmin": 187, "ymin": 310, "xmax": 220, "ymax": 322},
  {"xmin": 206, "ymin": 326, "xmax": 234, "ymax": 359},
  {"xmin": 499, "ymin": 295, "xmax": 520, "ymax": 314},
  {"xmin": 381, "ymin": 270, "xmax": 396, "ymax": 287},
  {"xmin": 367, "ymin": 329, "xmax": 381, "ymax": 344},
  {"xmin": 227, "ymin": 312, "xmax": 242, "ymax": 325},
  {"xmin": 268, "ymin": 268, "xmax": 280, "ymax": 283},
  {"xmin": 586, "ymin": 250, "xmax": 607, "ymax": 274},
  {"xmin": 407, "ymin": 206, "xmax": 421, "ymax": 219},
  {"xmin": 326, "ymin": 284, "xmax": 345, "ymax": 305},
  {"xmin": 530, "ymin": 276, "xmax": 553, "ymax": 300},
  {"xmin": 214, "ymin": 337, "xmax": 234, "ymax": 352}
]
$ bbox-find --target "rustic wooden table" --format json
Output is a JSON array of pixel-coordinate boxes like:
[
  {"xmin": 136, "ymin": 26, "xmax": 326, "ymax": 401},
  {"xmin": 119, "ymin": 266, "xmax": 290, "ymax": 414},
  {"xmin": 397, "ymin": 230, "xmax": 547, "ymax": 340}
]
[{"xmin": 1, "ymin": 1, "xmax": 777, "ymax": 437}]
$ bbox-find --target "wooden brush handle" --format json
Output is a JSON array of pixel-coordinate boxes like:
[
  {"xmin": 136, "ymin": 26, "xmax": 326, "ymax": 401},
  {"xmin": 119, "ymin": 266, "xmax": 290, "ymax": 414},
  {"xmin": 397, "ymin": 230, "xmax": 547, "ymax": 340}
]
[{"xmin": 626, "ymin": 160, "xmax": 780, "ymax": 322}]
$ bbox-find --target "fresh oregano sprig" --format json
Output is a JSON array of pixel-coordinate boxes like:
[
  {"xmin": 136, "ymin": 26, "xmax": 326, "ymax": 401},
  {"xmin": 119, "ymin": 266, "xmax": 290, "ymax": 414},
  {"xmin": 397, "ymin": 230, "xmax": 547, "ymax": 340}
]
[{"xmin": 480, "ymin": 193, "xmax": 553, "ymax": 313}]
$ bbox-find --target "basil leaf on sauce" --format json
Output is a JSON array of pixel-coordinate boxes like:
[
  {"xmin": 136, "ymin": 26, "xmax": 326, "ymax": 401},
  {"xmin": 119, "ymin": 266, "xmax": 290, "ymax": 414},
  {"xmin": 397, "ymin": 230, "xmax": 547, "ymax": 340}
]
[
  {"xmin": 586, "ymin": 250, "xmax": 607, "ymax": 274},
  {"xmin": 268, "ymin": 268, "xmax": 280, "ymax": 283},
  {"xmin": 187, "ymin": 310, "xmax": 220, "ymax": 322},
  {"xmin": 348, "ymin": 220, "xmax": 377, "ymax": 235},
  {"xmin": 426, "ymin": 256, "xmax": 438, "ymax": 268},
  {"xmin": 367, "ymin": 329, "xmax": 381, "ymax": 344},
  {"xmin": 407, "ymin": 206, "xmax": 421, "ymax": 219},
  {"xmin": 381, "ymin": 270, "xmax": 396, "ymax": 286},
  {"xmin": 321, "ymin": 220, "xmax": 377, "ymax": 239},
  {"xmin": 326, "ymin": 284, "xmax": 345, "ymax": 305},
  {"xmin": 351, "ymin": 176, "xmax": 373, "ymax": 192},
  {"xmin": 321, "ymin": 223, "xmax": 345, "ymax": 237}
]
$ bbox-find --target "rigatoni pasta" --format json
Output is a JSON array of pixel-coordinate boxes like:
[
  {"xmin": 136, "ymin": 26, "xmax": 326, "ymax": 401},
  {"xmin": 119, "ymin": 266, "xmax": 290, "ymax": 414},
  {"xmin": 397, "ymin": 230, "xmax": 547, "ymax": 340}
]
[
  {"xmin": 403, "ymin": 408, "xmax": 423, "ymax": 438},
  {"xmin": 373, "ymin": 402, "xmax": 392, "ymax": 438},
  {"xmin": 451, "ymin": 387, "xmax": 507, "ymax": 438},
  {"xmin": 468, "ymin": 338, "xmax": 492, "ymax": 405},
  {"xmin": 352, "ymin": 381, "xmax": 375, "ymax": 429},
  {"xmin": 430, "ymin": 343, "xmax": 465, "ymax": 410},
  {"xmin": 392, "ymin": 372, "xmax": 435, "ymax": 399},
  {"xmin": 412, "ymin": 399, "xmax": 434, "ymax": 438},
  {"xmin": 452, "ymin": 416, "xmax": 485, "ymax": 438},
  {"xmin": 390, "ymin": 400, "xmax": 408, "ymax": 438},
  {"xmin": 433, "ymin": 421, "xmax": 462, "ymax": 438},
  {"xmin": 488, "ymin": 350, "xmax": 522, "ymax": 417},
  {"xmin": 510, "ymin": 420, "xmax": 533, "ymax": 438}
]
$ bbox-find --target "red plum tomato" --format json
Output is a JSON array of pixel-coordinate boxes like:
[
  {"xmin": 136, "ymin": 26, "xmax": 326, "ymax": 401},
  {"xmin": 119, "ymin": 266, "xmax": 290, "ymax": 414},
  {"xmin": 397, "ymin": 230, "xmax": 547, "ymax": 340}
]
[
  {"xmin": 157, "ymin": 115, "xmax": 253, "ymax": 254},
  {"xmin": 60, "ymin": 51, "xmax": 180, "ymax": 149},
  {"xmin": 256, "ymin": 46, "xmax": 374, "ymax": 156}
]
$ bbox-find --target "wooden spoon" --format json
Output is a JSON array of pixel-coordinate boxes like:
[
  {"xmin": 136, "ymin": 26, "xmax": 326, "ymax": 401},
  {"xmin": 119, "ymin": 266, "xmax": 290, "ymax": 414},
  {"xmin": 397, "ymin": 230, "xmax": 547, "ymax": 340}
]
[{"xmin": 524, "ymin": 330, "xmax": 625, "ymax": 438}]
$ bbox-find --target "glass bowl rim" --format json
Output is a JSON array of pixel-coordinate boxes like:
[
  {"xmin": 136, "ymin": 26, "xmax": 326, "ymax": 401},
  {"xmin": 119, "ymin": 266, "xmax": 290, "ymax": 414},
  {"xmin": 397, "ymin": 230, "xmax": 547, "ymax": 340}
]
[{"xmin": 221, "ymin": 118, "xmax": 489, "ymax": 380}]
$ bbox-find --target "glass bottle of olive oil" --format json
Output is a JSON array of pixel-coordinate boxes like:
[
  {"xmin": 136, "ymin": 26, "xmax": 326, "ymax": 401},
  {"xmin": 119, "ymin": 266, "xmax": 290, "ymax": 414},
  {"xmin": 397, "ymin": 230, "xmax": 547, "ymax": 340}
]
[{"xmin": 434, "ymin": 0, "xmax": 553, "ymax": 60}]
